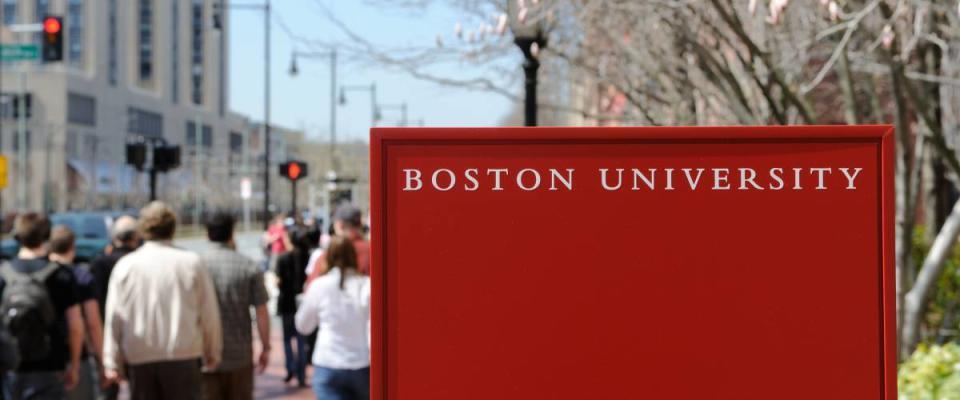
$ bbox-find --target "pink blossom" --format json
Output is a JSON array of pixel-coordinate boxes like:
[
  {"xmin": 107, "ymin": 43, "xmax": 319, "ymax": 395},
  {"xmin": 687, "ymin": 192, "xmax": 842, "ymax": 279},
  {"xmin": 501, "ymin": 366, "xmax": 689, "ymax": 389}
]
[
  {"xmin": 496, "ymin": 13, "xmax": 508, "ymax": 36},
  {"xmin": 518, "ymin": 7, "xmax": 528, "ymax": 23},
  {"xmin": 881, "ymin": 25, "xmax": 895, "ymax": 49},
  {"xmin": 828, "ymin": 1, "xmax": 840, "ymax": 21}
]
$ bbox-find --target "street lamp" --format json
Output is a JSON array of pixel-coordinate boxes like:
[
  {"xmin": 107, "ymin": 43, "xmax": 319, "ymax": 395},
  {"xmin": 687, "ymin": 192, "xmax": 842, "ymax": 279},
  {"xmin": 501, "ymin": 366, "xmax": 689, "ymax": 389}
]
[
  {"xmin": 340, "ymin": 83, "xmax": 380, "ymax": 126},
  {"xmin": 288, "ymin": 49, "xmax": 338, "ymax": 173},
  {"xmin": 508, "ymin": 0, "xmax": 548, "ymax": 127},
  {"xmin": 378, "ymin": 102, "xmax": 409, "ymax": 127}
]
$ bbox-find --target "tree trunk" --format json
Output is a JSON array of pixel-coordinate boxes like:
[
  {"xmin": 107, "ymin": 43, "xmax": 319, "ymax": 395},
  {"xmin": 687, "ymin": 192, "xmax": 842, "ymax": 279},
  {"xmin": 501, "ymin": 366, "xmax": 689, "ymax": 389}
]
[{"xmin": 903, "ymin": 199, "xmax": 960, "ymax": 355}]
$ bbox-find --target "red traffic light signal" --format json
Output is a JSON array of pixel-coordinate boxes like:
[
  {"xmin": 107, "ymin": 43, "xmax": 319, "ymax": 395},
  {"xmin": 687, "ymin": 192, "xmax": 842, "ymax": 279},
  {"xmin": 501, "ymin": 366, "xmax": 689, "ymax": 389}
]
[
  {"xmin": 43, "ymin": 17, "xmax": 61, "ymax": 34},
  {"xmin": 280, "ymin": 161, "xmax": 308, "ymax": 181},
  {"xmin": 288, "ymin": 162, "xmax": 302, "ymax": 180},
  {"xmin": 41, "ymin": 15, "xmax": 63, "ymax": 62}
]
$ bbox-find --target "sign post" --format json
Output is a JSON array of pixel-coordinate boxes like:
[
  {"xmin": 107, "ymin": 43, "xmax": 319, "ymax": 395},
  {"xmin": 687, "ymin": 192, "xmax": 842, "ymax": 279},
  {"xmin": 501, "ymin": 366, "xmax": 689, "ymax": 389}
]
[{"xmin": 371, "ymin": 126, "xmax": 895, "ymax": 399}]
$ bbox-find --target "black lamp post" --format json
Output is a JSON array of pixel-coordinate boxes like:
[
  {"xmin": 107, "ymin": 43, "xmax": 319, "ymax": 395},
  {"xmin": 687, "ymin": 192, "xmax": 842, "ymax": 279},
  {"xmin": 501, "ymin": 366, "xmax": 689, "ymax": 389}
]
[{"xmin": 508, "ymin": 0, "xmax": 548, "ymax": 127}]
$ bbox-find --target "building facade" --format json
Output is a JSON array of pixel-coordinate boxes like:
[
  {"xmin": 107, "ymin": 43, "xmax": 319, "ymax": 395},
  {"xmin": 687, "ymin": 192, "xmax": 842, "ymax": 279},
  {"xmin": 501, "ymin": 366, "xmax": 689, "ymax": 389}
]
[{"xmin": 0, "ymin": 0, "xmax": 281, "ymax": 218}]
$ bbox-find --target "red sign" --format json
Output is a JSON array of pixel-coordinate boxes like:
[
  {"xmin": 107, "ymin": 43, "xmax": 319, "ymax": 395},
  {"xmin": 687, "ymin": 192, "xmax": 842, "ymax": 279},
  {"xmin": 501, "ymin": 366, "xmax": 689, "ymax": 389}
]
[{"xmin": 371, "ymin": 126, "xmax": 895, "ymax": 399}]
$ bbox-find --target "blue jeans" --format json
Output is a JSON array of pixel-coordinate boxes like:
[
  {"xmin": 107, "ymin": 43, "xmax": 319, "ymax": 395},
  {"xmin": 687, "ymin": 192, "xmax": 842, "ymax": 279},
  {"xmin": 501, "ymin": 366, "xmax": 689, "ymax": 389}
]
[
  {"xmin": 281, "ymin": 313, "xmax": 306, "ymax": 384},
  {"xmin": 4, "ymin": 371, "xmax": 65, "ymax": 400},
  {"xmin": 312, "ymin": 366, "xmax": 369, "ymax": 400}
]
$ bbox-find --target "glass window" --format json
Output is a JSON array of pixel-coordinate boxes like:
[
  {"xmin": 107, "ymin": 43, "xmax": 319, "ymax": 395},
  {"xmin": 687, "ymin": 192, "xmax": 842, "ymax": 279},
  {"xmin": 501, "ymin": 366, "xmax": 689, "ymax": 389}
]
[
  {"xmin": 2, "ymin": 0, "xmax": 15, "ymax": 25},
  {"xmin": 138, "ymin": 0, "xmax": 153, "ymax": 80},
  {"xmin": 13, "ymin": 130, "xmax": 30, "ymax": 152},
  {"xmin": 127, "ymin": 108, "xmax": 163, "ymax": 138},
  {"xmin": 191, "ymin": 0, "xmax": 204, "ymax": 105},
  {"xmin": 67, "ymin": 92, "xmax": 96, "ymax": 126},
  {"xmin": 185, "ymin": 122, "xmax": 212, "ymax": 148},
  {"xmin": 108, "ymin": 0, "xmax": 117, "ymax": 85},
  {"xmin": 230, "ymin": 132, "xmax": 243, "ymax": 153},
  {"xmin": 34, "ymin": 0, "xmax": 49, "ymax": 43},
  {"xmin": 67, "ymin": 0, "xmax": 83, "ymax": 67},
  {"xmin": 171, "ymin": 0, "xmax": 179, "ymax": 103}
]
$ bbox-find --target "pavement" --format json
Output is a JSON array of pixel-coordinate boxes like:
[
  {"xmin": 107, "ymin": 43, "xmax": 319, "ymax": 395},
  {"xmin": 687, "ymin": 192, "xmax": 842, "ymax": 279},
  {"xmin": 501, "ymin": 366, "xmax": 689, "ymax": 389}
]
[{"xmin": 111, "ymin": 231, "xmax": 315, "ymax": 399}]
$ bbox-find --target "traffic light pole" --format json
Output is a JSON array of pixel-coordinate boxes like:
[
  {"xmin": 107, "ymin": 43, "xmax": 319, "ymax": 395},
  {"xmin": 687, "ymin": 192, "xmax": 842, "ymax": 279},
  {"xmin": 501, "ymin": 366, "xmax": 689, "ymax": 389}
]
[
  {"xmin": 292, "ymin": 180, "xmax": 298, "ymax": 216},
  {"xmin": 149, "ymin": 168, "xmax": 158, "ymax": 202},
  {"xmin": 7, "ymin": 25, "xmax": 42, "ymax": 211}
]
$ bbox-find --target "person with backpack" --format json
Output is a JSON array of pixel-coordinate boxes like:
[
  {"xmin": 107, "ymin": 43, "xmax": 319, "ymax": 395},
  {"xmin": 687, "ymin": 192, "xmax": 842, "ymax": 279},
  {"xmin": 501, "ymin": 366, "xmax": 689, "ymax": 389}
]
[
  {"xmin": 0, "ymin": 213, "xmax": 84, "ymax": 399},
  {"xmin": 296, "ymin": 236, "xmax": 371, "ymax": 400},
  {"xmin": 49, "ymin": 226, "xmax": 102, "ymax": 400}
]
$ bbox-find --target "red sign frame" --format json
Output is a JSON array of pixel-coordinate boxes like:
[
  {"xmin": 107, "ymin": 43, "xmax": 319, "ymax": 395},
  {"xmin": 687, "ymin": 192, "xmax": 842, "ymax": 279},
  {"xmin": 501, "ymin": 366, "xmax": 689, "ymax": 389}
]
[{"xmin": 371, "ymin": 126, "xmax": 895, "ymax": 399}]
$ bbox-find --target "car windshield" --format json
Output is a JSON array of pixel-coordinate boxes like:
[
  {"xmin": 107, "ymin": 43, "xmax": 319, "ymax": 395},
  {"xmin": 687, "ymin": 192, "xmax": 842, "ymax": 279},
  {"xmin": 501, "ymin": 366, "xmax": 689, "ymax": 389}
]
[{"xmin": 52, "ymin": 215, "xmax": 109, "ymax": 240}]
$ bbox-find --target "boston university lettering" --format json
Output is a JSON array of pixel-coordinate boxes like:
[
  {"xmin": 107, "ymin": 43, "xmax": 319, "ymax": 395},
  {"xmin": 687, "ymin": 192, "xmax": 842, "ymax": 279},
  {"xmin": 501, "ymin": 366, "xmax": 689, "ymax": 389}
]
[
  {"xmin": 371, "ymin": 126, "xmax": 896, "ymax": 400},
  {"xmin": 402, "ymin": 167, "xmax": 865, "ymax": 192}
]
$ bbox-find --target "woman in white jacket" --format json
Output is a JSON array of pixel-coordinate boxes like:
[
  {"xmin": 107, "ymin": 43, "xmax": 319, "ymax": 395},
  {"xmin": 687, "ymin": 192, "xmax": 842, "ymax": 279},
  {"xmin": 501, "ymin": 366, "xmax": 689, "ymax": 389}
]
[{"xmin": 295, "ymin": 236, "xmax": 371, "ymax": 400}]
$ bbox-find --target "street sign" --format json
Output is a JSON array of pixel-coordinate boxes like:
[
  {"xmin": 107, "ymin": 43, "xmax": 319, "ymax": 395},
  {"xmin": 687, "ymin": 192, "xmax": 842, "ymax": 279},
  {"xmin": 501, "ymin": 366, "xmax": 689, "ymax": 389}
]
[
  {"xmin": 0, "ymin": 44, "xmax": 39, "ymax": 61},
  {"xmin": 241, "ymin": 178, "xmax": 252, "ymax": 199},
  {"xmin": 0, "ymin": 155, "xmax": 8, "ymax": 189},
  {"xmin": 371, "ymin": 126, "xmax": 896, "ymax": 400}
]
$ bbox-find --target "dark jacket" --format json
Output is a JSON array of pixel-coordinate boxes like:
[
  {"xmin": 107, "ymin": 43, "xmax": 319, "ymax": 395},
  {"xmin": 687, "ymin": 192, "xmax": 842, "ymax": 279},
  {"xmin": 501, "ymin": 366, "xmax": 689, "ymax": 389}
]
[
  {"xmin": 276, "ymin": 249, "xmax": 309, "ymax": 315},
  {"xmin": 90, "ymin": 246, "xmax": 135, "ymax": 320}
]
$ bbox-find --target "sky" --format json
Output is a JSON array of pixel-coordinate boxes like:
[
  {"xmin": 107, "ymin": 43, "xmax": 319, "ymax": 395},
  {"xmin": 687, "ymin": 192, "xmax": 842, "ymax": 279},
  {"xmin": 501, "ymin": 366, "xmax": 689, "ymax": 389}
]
[{"xmin": 228, "ymin": 0, "xmax": 516, "ymax": 144}]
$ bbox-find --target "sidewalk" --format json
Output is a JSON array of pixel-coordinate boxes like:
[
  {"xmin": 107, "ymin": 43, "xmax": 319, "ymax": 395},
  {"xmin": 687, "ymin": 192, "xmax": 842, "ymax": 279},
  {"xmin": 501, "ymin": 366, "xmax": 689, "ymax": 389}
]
[{"xmin": 253, "ymin": 317, "xmax": 314, "ymax": 399}]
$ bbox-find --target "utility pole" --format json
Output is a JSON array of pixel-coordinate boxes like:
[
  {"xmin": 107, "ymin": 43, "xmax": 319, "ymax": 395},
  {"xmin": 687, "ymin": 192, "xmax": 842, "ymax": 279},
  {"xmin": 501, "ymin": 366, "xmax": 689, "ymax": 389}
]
[
  {"xmin": 264, "ymin": 0, "xmax": 272, "ymax": 229},
  {"xmin": 194, "ymin": 113, "xmax": 203, "ymax": 226}
]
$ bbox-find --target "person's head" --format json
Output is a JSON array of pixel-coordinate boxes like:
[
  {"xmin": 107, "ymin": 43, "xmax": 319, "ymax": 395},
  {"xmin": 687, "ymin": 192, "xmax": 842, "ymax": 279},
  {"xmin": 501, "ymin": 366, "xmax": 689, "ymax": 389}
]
[
  {"xmin": 49, "ymin": 225, "xmax": 76, "ymax": 263},
  {"xmin": 205, "ymin": 212, "xmax": 235, "ymax": 245},
  {"xmin": 111, "ymin": 215, "xmax": 140, "ymax": 248},
  {"xmin": 13, "ymin": 212, "xmax": 51, "ymax": 251},
  {"xmin": 333, "ymin": 205, "xmax": 363, "ymax": 238},
  {"xmin": 138, "ymin": 201, "xmax": 177, "ymax": 241},
  {"xmin": 291, "ymin": 225, "xmax": 320, "ymax": 251},
  {"xmin": 326, "ymin": 235, "xmax": 358, "ymax": 289}
]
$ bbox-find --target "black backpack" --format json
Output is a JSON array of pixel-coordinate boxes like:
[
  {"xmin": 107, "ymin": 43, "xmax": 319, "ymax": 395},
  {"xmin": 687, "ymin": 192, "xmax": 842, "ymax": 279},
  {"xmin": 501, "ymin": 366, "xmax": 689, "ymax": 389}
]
[{"xmin": 0, "ymin": 261, "xmax": 59, "ymax": 364}]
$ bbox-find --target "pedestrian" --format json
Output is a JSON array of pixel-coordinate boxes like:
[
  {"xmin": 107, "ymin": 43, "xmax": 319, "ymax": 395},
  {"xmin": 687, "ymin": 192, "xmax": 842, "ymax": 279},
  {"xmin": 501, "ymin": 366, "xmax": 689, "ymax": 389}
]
[
  {"xmin": 275, "ymin": 226, "xmax": 316, "ymax": 388},
  {"xmin": 48, "ymin": 226, "xmax": 102, "ymax": 400},
  {"xmin": 305, "ymin": 205, "xmax": 370, "ymax": 284},
  {"xmin": 199, "ymin": 212, "xmax": 271, "ymax": 400},
  {"xmin": 263, "ymin": 215, "xmax": 292, "ymax": 273},
  {"xmin": 87, "ymin": 216, "xmax": 139, "ymax": 400},
  {"xmin": 296, "ymin": 236, "xmax": 371, "ymax": 400},
  {"xmin": 102, "ymin": 202, "xmax": 222, "ymax": 400},
  {"xmin": 0, "ymin": 212, "xmax": 84, "ymax": 399}
]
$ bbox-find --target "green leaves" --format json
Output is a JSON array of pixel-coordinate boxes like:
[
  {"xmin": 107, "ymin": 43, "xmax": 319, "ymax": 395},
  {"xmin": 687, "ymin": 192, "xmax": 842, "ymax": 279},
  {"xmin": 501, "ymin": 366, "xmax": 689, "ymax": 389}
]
[{"xmin": 899, "ymin": 343, "xmax": 960, "ymax": 400}]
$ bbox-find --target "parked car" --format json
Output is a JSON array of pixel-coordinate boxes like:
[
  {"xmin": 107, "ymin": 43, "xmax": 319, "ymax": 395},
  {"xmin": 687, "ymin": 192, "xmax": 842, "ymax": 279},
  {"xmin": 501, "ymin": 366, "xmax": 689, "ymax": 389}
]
[{"xmin": 0, "ymin": 212, "xmax": 117, "ymax": 262}]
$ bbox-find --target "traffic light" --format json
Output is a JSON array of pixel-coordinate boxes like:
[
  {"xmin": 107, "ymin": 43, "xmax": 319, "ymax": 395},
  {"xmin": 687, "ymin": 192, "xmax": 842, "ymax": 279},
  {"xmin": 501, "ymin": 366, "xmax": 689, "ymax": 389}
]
[
  {"xmin": 153, "ymin": 145, "xmax": 182, "ymax": 172},
  {"xmin": 41, "ymin": 16, "xmax": 63, "ymax": 62},
  {"xmin": 280, "ymin": 161, "xmax": 308, "ymax": 181},
  {"xmin": 126, "ymin": 143, "xmax": 147, "ymax": 171}
]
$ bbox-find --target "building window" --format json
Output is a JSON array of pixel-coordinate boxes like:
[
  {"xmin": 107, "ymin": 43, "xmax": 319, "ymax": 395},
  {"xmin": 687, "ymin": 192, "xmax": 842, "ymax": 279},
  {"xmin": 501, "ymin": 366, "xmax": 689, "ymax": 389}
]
[
  {"xmin": 34, "ymin": 0, "xmax": 49, "ymax": 43},
  {"xmin": 171, "ymin": 0, "xmax": 179, "ymax": 103},
  {"xmin": 67, "ymin": 0, "xmax": 83, "ymax": 67},
  {"xmin": 68, "ymin": 93, "xmax": 96, "ymax": 126},
  {"xmin": 13, "ymin": 130, "xmax": 31, "ymax": 152},
  {"xmin": 138, "ymin": 0, "xmax": 153, "ymax": 80},
  {"xmin": 108, "ymin": 0, "xmax": 117, "ymax": 85},
  {"xmin": 2, "ymin": 0, "xmax": 15, "ymax": 25},
  {"xmin": 229, "ymin": 132, "xmax": 243, "ymax": 153},
  {"xmin": 186, "ymin": 122, "xmax": 212, "ymax": 149},
  {"xmin": 66, "ymin": 131, "xmax": 79, "ymax": 157},
  {"xmin": 191, "ymin": 0, "xmax": 204, "ymax": 105},
  {"xmin": 127, "ymin": 108, "xmax": 162, "ymax": 138}
]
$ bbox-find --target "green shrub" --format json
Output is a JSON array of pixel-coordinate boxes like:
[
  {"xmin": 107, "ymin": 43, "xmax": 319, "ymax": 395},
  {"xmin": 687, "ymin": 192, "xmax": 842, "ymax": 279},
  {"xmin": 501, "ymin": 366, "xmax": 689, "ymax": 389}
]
[{"xmin": 899, "ymin": 343, "xmax": 960, "ymax": 400}]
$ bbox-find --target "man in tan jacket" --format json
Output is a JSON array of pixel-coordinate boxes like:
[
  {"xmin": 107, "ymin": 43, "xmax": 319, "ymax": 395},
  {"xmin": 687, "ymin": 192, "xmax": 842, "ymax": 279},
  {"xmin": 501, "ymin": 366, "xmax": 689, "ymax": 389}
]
[{"xmin": 102, "ymin": 201, "xmax": 222, "ymax": 399}]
